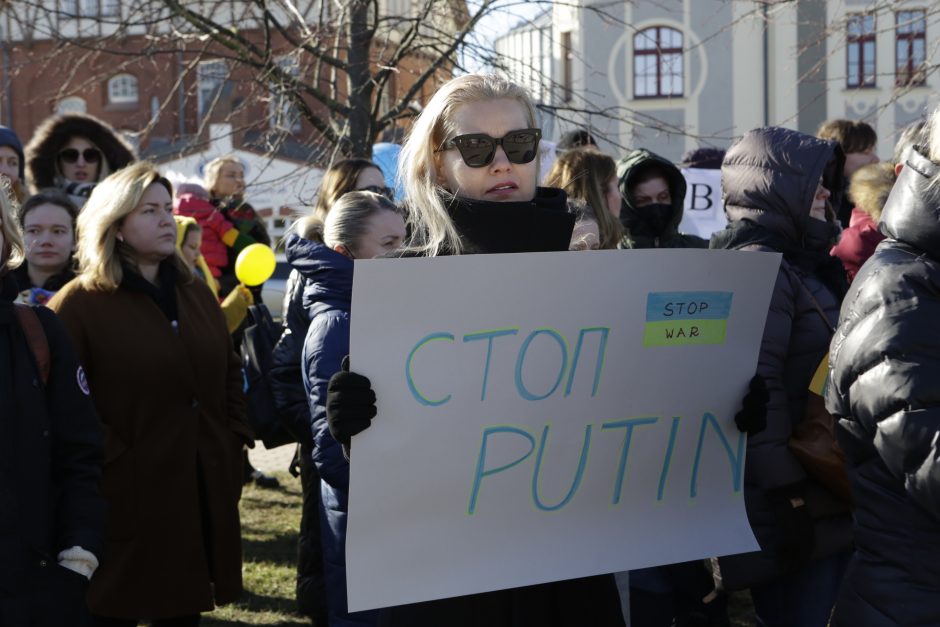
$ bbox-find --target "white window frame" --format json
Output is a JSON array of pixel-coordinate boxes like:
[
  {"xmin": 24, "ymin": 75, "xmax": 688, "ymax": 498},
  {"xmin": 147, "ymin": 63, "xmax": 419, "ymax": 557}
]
[
  {"xmin": 108, "ymin": 73, "xmax": 139, "ymax": 104},
  {"xmin": 56, "ymin": 97, "xmax": 87, "ymax": 114}
]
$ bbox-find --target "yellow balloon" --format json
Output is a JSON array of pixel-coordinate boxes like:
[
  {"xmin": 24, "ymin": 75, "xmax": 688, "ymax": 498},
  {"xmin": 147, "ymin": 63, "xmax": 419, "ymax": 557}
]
[{"xmin": 235, "ymin": 244, "xmax": 276, "ymax": 286}]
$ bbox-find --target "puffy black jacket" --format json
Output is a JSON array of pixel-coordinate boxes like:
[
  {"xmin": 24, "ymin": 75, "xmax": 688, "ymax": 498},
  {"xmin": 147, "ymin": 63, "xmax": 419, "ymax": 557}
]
[
  {"xmin": 710, "ymin": 127, "xmax": 853, "ymax": 589},
  {"xmin": 826, "ymin": 145, "xmax": 940, "ymax": 627},
  {"xmin": 270, "ymin": 234, "xmax": 322, "ymax": 447},
  {"xmin": 0, "ymin": 273, "xmax": 105, "ymax": 621}
]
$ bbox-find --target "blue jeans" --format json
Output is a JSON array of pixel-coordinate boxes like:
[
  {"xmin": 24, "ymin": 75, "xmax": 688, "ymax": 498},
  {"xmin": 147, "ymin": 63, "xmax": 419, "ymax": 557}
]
[{"xmin": 750, "ymin": 550, "xmax": 851, "ymax": 627}]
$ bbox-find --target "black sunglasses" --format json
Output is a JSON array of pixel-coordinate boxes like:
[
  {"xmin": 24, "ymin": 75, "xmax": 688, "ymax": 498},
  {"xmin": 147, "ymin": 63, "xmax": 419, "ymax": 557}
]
[
  {"xmin": 437, "ymin": 128, "xmax": 541, "ymax": 168},
  {"xmin": 359, "ymin": 185, "xmax": 395, "ymax": 199},
  {"xmin": 58, "ymin": 148, "xmax": 101, "ymax": 164}
]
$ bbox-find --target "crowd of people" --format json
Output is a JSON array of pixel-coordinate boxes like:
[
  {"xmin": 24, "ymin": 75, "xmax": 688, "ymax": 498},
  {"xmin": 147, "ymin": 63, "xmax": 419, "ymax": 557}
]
[{"xmin": 0, "ymin": 71, "xmax": 937, "ymax": 627}]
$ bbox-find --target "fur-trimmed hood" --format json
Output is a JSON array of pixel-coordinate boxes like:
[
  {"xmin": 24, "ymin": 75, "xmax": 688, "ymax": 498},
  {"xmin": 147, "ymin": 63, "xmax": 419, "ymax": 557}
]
[{"xmin": 25, "ymin": 113, "xmax": 136, "ymax": 192}]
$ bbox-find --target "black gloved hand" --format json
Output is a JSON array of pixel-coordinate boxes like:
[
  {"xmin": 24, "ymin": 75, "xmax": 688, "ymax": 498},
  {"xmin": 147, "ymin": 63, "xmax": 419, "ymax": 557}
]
[
  {"xmin": 325, "ymin": 356, "xmax": 377, "ymax": 447},
  {"xmin": 767, "ymin": 483, "xmax": 815, "ymax": 574},
  {"xmin": 734, "ymin": 374, "xmax": 769, "ymax": 435}
]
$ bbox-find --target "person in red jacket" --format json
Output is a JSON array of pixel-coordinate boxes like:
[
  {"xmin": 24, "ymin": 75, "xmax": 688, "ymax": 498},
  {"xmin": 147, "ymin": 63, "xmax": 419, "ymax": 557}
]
[
  {"xmin": 173, "ymin": 183, "xmax": 256, "ymax": 281},
  {"xmin": 829, "ymin": 162, "xmax": 895, "ymax": 282}
]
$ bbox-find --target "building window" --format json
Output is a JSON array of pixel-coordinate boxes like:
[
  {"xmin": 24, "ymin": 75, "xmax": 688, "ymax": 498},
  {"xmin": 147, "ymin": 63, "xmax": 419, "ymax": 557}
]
[
  {"xmin": 270, "ymin": 56, "xmax": 302, "ymax": 132},
  {"xmin": 61, "ymin": 0, "xmax": 78, "ymax": 14},
  {"xmin": 847, "ymin": 14, "xmax": 876, "ymax": 88},
  {"xmin": 633, "ymin": 26, "xmax": 683, "ymax": 98},
  {"xmin": 896, "ymin": 9, "xmax": 927, "ymax": 87},
  {"xmin": 197, "ymin": 59, "xmax": 229, "ymax": 122},
  {"xmin": 101, "ymin": 0, "xmax": 120, "ymax": 16},
  {"xmin": 56, "ymin": 97, "xmax": 87, "ymax": 114},
  {"xmin": 108, "ymin": 74, "xmax": 139, "ymax": 104}
]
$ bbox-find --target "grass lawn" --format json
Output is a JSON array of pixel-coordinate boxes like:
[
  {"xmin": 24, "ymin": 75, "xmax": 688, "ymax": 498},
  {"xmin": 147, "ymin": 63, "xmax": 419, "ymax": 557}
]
[
  {"xmin": 200, "ymin": 471, "xmax": 756, "ymax": 626},
  {"xmin": 203, "ymin": 472, "xmax": 309, "ymax": 626}
]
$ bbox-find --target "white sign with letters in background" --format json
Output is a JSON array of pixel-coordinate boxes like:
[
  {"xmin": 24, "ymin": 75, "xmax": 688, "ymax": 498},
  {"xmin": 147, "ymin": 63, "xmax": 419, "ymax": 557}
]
[
  {"xmin": 346, "ymin": 249, "xmax": 779, "ymax": 611},
  {"xmin": 679, "ymin": 168, "xmax": 727, "ymax": 239}
]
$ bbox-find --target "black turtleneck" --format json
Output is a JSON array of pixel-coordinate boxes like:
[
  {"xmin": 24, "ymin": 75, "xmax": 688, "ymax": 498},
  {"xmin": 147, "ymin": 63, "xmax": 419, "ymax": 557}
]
[
  {"xmin": 444, "ymin": 187, "xmax": 575, "ymax": 254},
  {"xmin": 120, "ymin": 260, "xmax": 179, "ymax": 326}
]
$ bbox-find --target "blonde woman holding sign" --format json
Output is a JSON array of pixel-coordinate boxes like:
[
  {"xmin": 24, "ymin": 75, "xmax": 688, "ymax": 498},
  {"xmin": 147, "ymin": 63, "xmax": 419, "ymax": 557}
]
[{"xmin": 323, "ymin": 73, "xmax": 626, "ymax": 627}]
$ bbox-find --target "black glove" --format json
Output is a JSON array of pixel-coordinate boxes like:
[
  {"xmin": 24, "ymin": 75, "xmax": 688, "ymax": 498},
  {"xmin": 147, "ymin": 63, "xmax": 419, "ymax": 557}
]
[
  {"xmin": 325, "ymin": 356, "xmax": 377, "ymax": 447},
  {"xmin": 734, "ymin": 374, "xmax": 769, "ymax": 435},
  {"xmin": 767, "ymin": 483, "xmax": 815, "ymax": 574}
]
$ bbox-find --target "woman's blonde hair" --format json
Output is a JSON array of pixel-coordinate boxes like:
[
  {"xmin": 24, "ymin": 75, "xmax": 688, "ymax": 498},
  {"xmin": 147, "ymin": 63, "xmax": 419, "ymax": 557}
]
[
  {"xmin": 399, "ymin": 73, "xmax": 539, "ymax": 257},
  {"xmin": 314, "ymin": 158, "xmax": 381, "ymax": 221},
  {"xmin": 324, "ymin": 191, "xmax": 401, "ymax": 254},
  {"xmin": 544, "ymin": 148, "xmax": 624, "ymax": 250},
  {"xmin": 204, "ymin": 154, "xmax": 242, "ymax": 198},
  {"xmin": 77, "ymin": 161, "xmax": 191, "ymax": 290},
  {"xmin": 0, "ymin": 179, "xmax": 24, "ymax": 272}
]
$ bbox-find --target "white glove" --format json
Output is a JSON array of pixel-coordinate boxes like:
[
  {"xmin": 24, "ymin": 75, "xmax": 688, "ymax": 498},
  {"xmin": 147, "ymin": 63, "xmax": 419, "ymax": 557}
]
[{"xmin": 57, "ymin": 546, "xmax": 99, "ymax": 580}]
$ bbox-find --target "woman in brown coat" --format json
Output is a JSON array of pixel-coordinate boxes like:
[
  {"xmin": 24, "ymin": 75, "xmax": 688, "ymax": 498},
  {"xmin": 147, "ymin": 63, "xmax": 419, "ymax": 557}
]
[{"xmin": 49, "ymin": 162, "xmax": 252, "ymax": 626}]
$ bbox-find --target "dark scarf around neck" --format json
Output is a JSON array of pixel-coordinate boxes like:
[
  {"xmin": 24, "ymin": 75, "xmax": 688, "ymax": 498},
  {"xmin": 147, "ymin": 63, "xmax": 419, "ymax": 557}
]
[
  {"xmin": 445, "ymin": 186, "xmax": 575, "ymax": 254},
  {"xmin": 120, "ymin": 260, "xmax": 179, "ymax": 325}
]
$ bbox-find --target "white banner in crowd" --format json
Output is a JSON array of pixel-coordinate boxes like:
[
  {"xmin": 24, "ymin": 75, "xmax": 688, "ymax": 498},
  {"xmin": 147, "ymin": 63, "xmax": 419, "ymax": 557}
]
[
  {"xmin": 346, "ymin": 249, "xmax": 779, "ymax": 611},
  {"xmin": 679, "ymin": 168, "xmax": 727, "ymax": 239}
]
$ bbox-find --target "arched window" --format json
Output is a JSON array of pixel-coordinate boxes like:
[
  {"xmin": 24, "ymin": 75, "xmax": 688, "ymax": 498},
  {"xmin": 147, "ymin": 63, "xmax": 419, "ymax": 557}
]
[
  {"xmin": 633, "ymin": 26, "xmax": 684, "ymax": 98},
  {"xmin": 56, "ymin": 97, "xmax": 87, "ymax": 114},
  {"xmin": 108, "ymin": 73, "xmax": 139, "ymax": 104}
]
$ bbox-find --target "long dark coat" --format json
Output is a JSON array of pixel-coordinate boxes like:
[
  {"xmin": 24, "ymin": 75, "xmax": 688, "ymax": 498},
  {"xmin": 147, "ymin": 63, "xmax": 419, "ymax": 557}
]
[
  {"xmin": 49, "ymin": 274, "xmax": 251, "ymax": 619},
  {"xmin": 710, "ymin": 127, "xmax": 853, "ymax": 589},
  {"xmin": 826, "ymin": 145, "xmax": 940, "ymax": 626},
  {"xmin": 0, "ymin": 273, "xmax": 106, "ymax": 625}
]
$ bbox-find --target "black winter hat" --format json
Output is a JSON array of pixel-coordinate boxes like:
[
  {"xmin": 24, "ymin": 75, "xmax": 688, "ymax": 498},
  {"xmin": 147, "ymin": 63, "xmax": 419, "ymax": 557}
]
[
  {"xmin": 0, "ymin": 125, "xmax": 25, "ymax": 181},
  {"xmin": 680, "ymin": 147, "xmax": 726, "ymax": 170}
]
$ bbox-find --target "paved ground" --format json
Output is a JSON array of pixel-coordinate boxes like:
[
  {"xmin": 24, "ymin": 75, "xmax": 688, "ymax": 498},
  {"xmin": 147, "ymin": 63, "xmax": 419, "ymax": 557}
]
[{"xmin": 248, "ymin": 442, "xmax": 297, "ymax": 474}]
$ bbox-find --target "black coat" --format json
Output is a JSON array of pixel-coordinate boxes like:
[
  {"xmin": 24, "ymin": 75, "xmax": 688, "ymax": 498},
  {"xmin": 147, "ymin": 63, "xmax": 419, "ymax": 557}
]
[
  {"xmin": 826, "ymin": 145, "xmax": 940, "ymax": 626},
  {"xmin": 0, "ymin": 273, "xmax": 105, "ymax": 623},
  {"xmin": 270, "ymin": 234, "xmax": 319, "ymax": 447},
  {"xmin": 710, "ymin": 127, "xmax": 853, "ymax": 589}
]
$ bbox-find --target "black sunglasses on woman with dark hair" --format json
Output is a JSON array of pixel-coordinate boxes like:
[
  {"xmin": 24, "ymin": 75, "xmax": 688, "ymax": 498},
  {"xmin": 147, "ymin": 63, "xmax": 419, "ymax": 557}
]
[
  {"xmin": 436, "ymin": 128, "xmax": 541, "ymax": 168},
  {"xmin": 58, "ymin": 148, "xmax": 102, "ymax": 164}
]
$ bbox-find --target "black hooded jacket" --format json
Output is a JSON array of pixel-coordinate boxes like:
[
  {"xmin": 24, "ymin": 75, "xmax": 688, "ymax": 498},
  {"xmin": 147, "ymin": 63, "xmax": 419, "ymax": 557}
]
[
  {"xmin": 616, "ymin": 148, "xmax": 707, "ymax": 249},
  {"xmin": 826, "ymin": 145, "xmax": 940, "ymax": 627},
  {"xmin": 709, "ymin": 126, "xmax": 853, "ymax": 590}
]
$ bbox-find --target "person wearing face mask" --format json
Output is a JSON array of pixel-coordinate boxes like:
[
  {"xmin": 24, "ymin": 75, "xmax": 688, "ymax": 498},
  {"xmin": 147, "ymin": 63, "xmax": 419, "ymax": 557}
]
[
  {"xmin": 49, "ymin": 163, "xmax": 252, "ymax": 626},
  {"xmin": 322, "ymin": 73, "xmax": 627, "ymax": 627},
  {"xmin": 709, "ymin": 127, "xmax": 853, "ymax": 627},
  {"xmin": 12, "ymin": 190, "xmax": 79, "ymax": 306},
  {"xmin": 0, "ymin": 125, "xmax": 27, "ymax": 203},
  {"xmin": 25, "ymin": 113, "xmax": 136, "ymax": 210},
  {"xmin": 616, "ymin": 149, "xmax": 707, "ymax": 249}
]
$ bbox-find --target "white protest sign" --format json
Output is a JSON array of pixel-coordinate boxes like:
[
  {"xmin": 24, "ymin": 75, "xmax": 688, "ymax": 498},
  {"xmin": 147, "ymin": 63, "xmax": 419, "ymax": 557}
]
[
  {"xmin": 346, "ymin": 249, "xmax": 778, "ymax": 611},
  {"xmin": 679, "ymin": 168, "xmax": 727, "ymax": 239}
]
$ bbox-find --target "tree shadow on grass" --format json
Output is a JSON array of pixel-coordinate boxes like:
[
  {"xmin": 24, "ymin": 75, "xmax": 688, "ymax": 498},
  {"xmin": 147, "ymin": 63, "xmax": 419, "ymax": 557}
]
[{"xmin": 242, "ymin": 531, "xmax": 299, "ymax": 568}]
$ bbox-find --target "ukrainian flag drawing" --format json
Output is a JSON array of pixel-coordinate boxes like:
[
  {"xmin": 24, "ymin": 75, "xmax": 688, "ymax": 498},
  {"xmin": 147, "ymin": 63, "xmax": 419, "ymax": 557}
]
[{"xmin": 644, "ymin": 291, "xmax": 733, "ymax": 347}]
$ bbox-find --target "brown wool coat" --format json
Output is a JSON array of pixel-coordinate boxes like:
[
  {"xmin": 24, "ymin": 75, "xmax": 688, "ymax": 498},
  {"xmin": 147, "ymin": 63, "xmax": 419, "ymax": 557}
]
[{"xmin": 49, "ymin": 275, "xmax": 252, "ymax": 619}]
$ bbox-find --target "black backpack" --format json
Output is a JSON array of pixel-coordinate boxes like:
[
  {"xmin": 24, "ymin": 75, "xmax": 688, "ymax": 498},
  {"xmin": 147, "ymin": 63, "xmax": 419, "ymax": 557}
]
[{"xmin": 240, "ymin": 303, "xmax": 295, "ymax": 449}]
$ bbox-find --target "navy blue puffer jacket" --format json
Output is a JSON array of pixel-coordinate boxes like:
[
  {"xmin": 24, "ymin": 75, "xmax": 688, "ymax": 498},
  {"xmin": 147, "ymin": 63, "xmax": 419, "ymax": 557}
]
[
  {"xmin": 826, "ymin": 145, "xmax": 940, "ymax": 627},
  {"xmin": 298, "ymin": 237, "xmax": 377, "ymax": 627}
]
